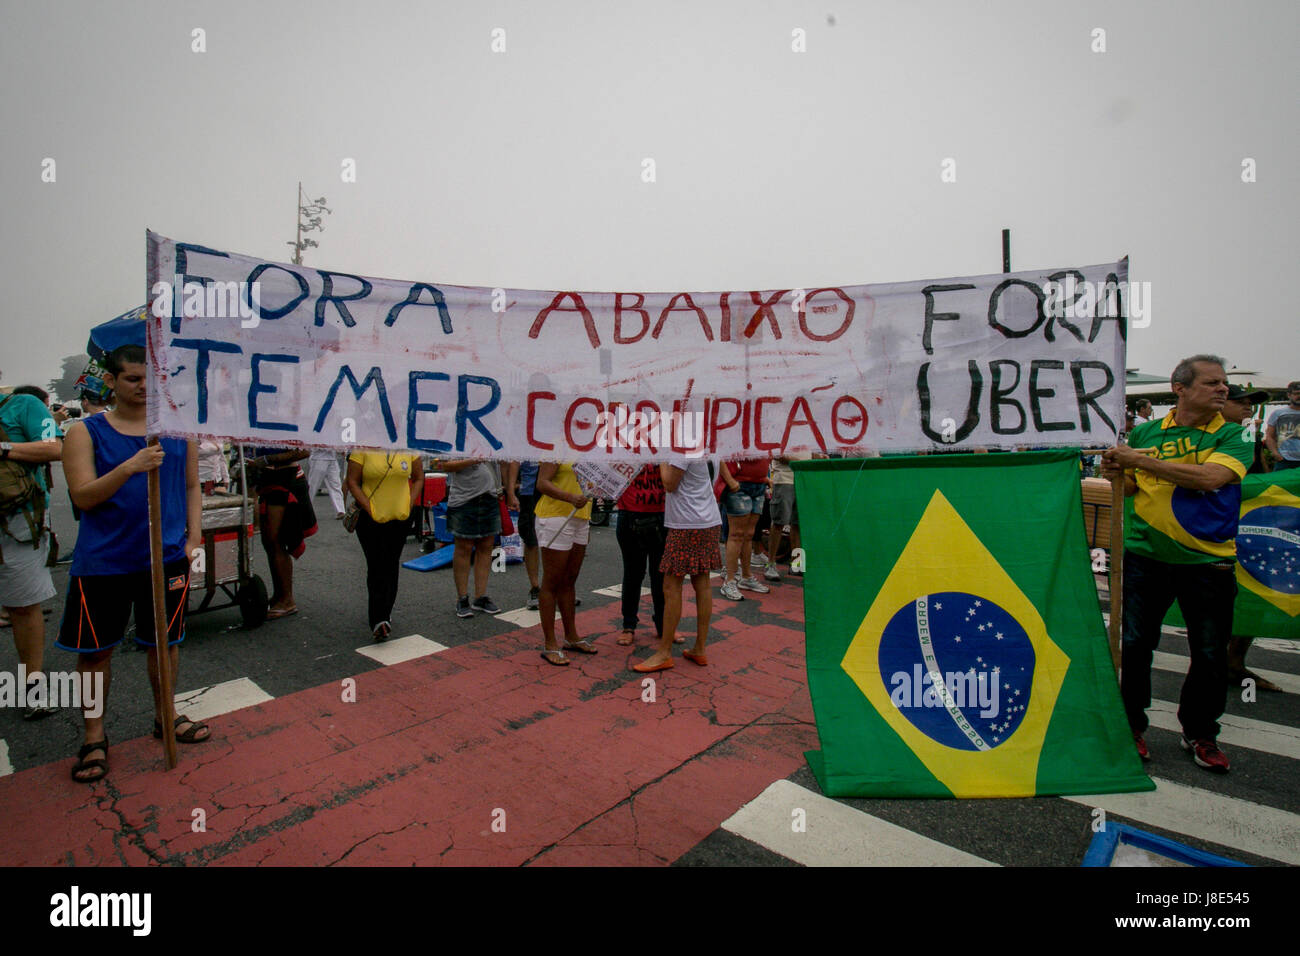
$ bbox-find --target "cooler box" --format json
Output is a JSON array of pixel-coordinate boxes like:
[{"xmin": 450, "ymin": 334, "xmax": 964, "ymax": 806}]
[{"xmin": 423, "ymin": 473, "xmax": 448, "ymax": 507}]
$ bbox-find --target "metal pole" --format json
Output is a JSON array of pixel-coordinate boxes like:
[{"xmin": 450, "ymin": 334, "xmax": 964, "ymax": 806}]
[
  {"xmin": 1108, "ymin": 465, "xmax": 1125, "ymax": 677},
  {"xmin": 1002, "ymin": 228, "xmax": 1011, "ymax": 273},
  {"xmin": 293, "ymin": 181, "xmax": 303, "ymax": 265}
]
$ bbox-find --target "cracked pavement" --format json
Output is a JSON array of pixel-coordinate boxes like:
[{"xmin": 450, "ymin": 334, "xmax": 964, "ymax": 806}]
[{"xmin": 0, "ymin": 532, "xmax": 818, "ymax": 866}]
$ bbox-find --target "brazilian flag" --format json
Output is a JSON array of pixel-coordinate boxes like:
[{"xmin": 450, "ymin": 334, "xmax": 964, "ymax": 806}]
[
  {"xmin": 1166, "ymin": 469, "xmax": 1300, "ymax": 637},
  {"xmin": 796, "ymin": 451, "xmax": 1153, "ymax": 798}
]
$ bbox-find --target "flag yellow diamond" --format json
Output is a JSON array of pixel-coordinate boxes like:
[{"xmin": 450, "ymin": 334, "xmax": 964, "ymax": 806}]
[{"xmin": 841, "ymin": 490, "xmax": 1071, "ymax": 797}]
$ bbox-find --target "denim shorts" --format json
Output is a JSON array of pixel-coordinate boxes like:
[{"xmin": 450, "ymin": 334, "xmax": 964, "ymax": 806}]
[
  {"xmin": 446, "ymin": 492, "xmax": 502, "ymax": 539},
  {"xmin": 721, "ymin": 482, "xmax": 766, "ymax": 517}
]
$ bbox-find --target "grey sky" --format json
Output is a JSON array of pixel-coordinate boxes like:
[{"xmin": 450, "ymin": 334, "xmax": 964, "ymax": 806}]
[{"xmin": 1, "ymin": 0, "xmax": 1295, "ymax": 395}]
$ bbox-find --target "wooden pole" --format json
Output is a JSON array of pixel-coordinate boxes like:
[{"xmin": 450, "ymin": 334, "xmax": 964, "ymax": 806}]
[
  {"xmin": 1108, "ymin": 463, "xmax": 1124, "ymax": 677},
  {"xmin": 147, "ymin": 439, "xmax": 178, "ymax": 769}
]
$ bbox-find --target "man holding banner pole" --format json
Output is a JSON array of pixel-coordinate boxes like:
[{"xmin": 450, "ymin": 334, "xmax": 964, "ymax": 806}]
[
  {"xmin": 1101, "ymin": 355, "xmax": 1253, "ymax": 773},
  {"xmin": 59, "ymin": 345, "xmax": 207, "ymax": 781}
]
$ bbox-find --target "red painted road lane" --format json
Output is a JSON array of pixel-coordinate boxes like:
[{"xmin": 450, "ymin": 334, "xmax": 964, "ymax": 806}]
[{"xmin": 0, "ymin": 585, "xmax": 815, "ymax": 866}]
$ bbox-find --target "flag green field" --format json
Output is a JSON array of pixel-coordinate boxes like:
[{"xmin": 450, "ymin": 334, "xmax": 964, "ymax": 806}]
[
  {"xmin": 796, "ymin": 450, "xmax": 1153, "ymax": 799},
  {"xmin": 1166, "ymin": 469, "xmax": 1300, "ymax": 637}
]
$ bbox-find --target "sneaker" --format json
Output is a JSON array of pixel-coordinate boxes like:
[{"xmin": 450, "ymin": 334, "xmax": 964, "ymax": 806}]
[
  {"xmin": 1181, "ymin": 736, "xmax": 1229, "ymax": 774},
  {"xmin": 750, "ymin": 553, "xmax": 766, "ymax": 568},
  {"xmin": 527, "ymin": 586, "xmax": 540, "ymax": 611},
  {"xmin": 1133, "ymin": 734, "xmax": 1151, "ymax": 761},
  {"xmin": 720, "ymin": 579, "xmax": 744, "ymax": 601},
  {"xmin": 764, "ymin": 563, "xmax": 782, "ymax": 582},
  {"xmin": 372, "ymin": 621, "xmax": 391, "ymax": 642},
  {"xmin": 22, "ymin": 678, "xmax": 57, "ymax": 720},
  {"xmin": 456, "ymin": 596, "xmax": 474, "ymax": 618},
  {"xmin": 737, "ymin": 576, "xmax": 770, "ymax": 594},
  {"xmin": 473, "ymin": 595, "xmax": 502, "ymax": 615}
]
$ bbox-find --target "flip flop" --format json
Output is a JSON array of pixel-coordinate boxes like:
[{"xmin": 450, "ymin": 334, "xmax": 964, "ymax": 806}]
[
  {"xmin": 632, "ymin": 659, "xmax": 674, "ymax": 673},
  {"xmin": 683, "ymin": 650, "xmax": 709, "ymax": 667},
  {"xmin": 617, "ymin": 630, "xmax": 635, "ymax": 646},
  {"xmin": 563, "ymin": 640, "xmax": 598, "ymax": 655},
  {"xmin": 540, "ymin": 648, "xmax": 570, "ymax": 666},
  {"xmin": 266, "ymin": 606, "xmax": 298, "ymax": 620}
]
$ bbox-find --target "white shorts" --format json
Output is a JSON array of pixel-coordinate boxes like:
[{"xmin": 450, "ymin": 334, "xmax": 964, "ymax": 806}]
[
  {"xmin": 0, "ymin": 525, "xmax": 56, "ymax": 609},
  {"xmin": 535, "ymin": 515, "xmax": 590, "ymax": 552}
]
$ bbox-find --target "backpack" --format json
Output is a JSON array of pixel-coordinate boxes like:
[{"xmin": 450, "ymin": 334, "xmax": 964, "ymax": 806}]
[{"xmin": 0, "ymin": 395, "xmax": 47, "ymax": 563}]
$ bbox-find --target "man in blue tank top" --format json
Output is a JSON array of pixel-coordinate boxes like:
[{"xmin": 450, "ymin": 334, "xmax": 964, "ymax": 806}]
[{"xmin": 57, "ymin": 345, "xmax": 207, "ymax": 784}]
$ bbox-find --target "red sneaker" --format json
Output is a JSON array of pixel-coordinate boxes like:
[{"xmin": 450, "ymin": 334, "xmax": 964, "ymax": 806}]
[
  {"xmin": 1133, "ymin": 734, "xmax": 1151, "ymax": 761},
  {"xmin": 1181, "ymin": 737, "xmax": 1230, "ymax": 774}
]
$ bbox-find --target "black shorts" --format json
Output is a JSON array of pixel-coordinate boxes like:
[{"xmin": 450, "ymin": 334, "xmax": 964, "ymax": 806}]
[{"xmin": 57, "ymin": 558, "xmax": 191, "ymax": 653}]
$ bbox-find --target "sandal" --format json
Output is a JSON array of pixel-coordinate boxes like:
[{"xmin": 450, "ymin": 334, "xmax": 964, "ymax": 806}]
[
  {"xmin": 154, "ymin": 715, "xmax": 211, "ymax": 744},
  {"xmin": 71, "ymin": 738, "xmax": 108, "ymax": 784},
  {"xmin": 266, "ymin": 606, "xmax": 298, "ymax": 620},
  {"xmin": 563, "ymin": 639, "xmax": 598, "ymax": 655},
  {"xmin": 540, "ymin": 648, "xmax": 570, "ymax": 666},
  {"xmin": 617, "ymin": 630, "xmax": 635, "ymax": 646}
]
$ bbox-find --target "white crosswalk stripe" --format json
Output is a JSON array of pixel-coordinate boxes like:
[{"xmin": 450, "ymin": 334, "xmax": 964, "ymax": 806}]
[
  {"xmin": 355, "ymin": 634, "xmax": 448, "ymax": 665},
  {"xmin": 1064, "ymin": 778, "xmax": 1300, "ymax": 866},
  {"xmin": 173, "ymin": 677, "xmax": 274, "ymax": 723},
  {"xmin": 723, "ymin": 779, "xmax": 997, "ymax": 867},
  {"xmin": 1253, "ymin": 638, "xmax": 1300, "ymax": 655},
  {"xmin": 1147, "ymin": 699, "xmax": 1300, "ymax": 761},
  {"xmin": 1153, "ymin": 651, "xmax": 1300, "ymax": 695},
  {"xmin": 711, "ymin": 649, "xmax": 1300, "ymax": 867}
]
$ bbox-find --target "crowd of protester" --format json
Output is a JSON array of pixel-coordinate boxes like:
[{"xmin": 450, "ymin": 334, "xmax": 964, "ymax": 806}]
[{"xmin": 2, "ymin": 347, "xmax": 1295, "ymax": 785}]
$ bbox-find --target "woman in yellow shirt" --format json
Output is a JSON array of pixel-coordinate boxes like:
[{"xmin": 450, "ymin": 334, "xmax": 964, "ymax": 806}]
[
  {"xmin": 345, "ymin": 450, "xmax": 424, "ymax": 641},
  {"xmin": 534, "ymin": 462, "xmax": 593, "ymax": 665}
]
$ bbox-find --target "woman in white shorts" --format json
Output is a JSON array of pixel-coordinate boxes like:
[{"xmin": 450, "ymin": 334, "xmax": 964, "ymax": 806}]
[{"xmin": 534, "ymin": 462, "xmax": 593, "ymax": 665}]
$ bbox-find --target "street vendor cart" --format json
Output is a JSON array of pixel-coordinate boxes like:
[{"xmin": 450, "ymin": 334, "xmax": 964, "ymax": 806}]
[{"xmin": 189, "ymin": 446, "xmax": 268, "ymax": 627}]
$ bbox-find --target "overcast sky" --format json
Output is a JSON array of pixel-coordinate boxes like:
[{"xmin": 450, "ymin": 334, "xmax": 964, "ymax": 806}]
[{"xmin": 1, "ymin": 0, "xmax": 1295, "ymax": 396}]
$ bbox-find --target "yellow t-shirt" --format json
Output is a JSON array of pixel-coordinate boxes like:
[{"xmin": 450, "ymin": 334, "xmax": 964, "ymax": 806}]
[
  {"xmin": 348, "ymin": 451, "xmax": 420, "ymax": 523},
  {"xmin": 534, "ymin": 464, "xmax": 593, "ymax": 520}
]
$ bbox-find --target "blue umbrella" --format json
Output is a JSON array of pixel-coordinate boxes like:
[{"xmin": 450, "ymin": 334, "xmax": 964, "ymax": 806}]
[
  {"xmin": 86, "ymin": 304, "xmax": 148, "ymax": 361},
  {"xmin": 75, "ymin": 304, "xmax": 147, "ymax": 402}
]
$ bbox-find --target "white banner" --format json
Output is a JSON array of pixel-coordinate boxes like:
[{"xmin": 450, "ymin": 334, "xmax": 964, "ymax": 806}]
[{"xmin": 146, "ymin": 232, "xmax": 1127, "ymax": 461}]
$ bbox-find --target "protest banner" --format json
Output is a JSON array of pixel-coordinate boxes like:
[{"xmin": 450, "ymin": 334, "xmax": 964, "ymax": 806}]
[
  {"xmin": 145, "ymin": 232, "xmax": 1127, "ymax": 461},
  {"xmin": 572, "ymin": 460, "xmax": 639, "ymax": 502}
]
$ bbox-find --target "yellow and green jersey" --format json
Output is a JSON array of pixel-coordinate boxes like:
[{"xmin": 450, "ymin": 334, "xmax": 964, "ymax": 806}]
[{"xmin": 1124, "ymin": 411, "xmax": 1252, "ymax": 563}]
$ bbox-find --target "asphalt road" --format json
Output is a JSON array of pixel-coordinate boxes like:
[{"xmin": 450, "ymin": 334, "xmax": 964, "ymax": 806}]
[{"xmin": 2, "ymin": 463, "xmax": 1298, "ymax": 871}]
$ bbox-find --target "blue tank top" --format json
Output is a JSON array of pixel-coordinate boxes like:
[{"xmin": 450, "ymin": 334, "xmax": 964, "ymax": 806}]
[{"xmin": 71, "ymin": 416, "xmax": 190, "ymax": 576}]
